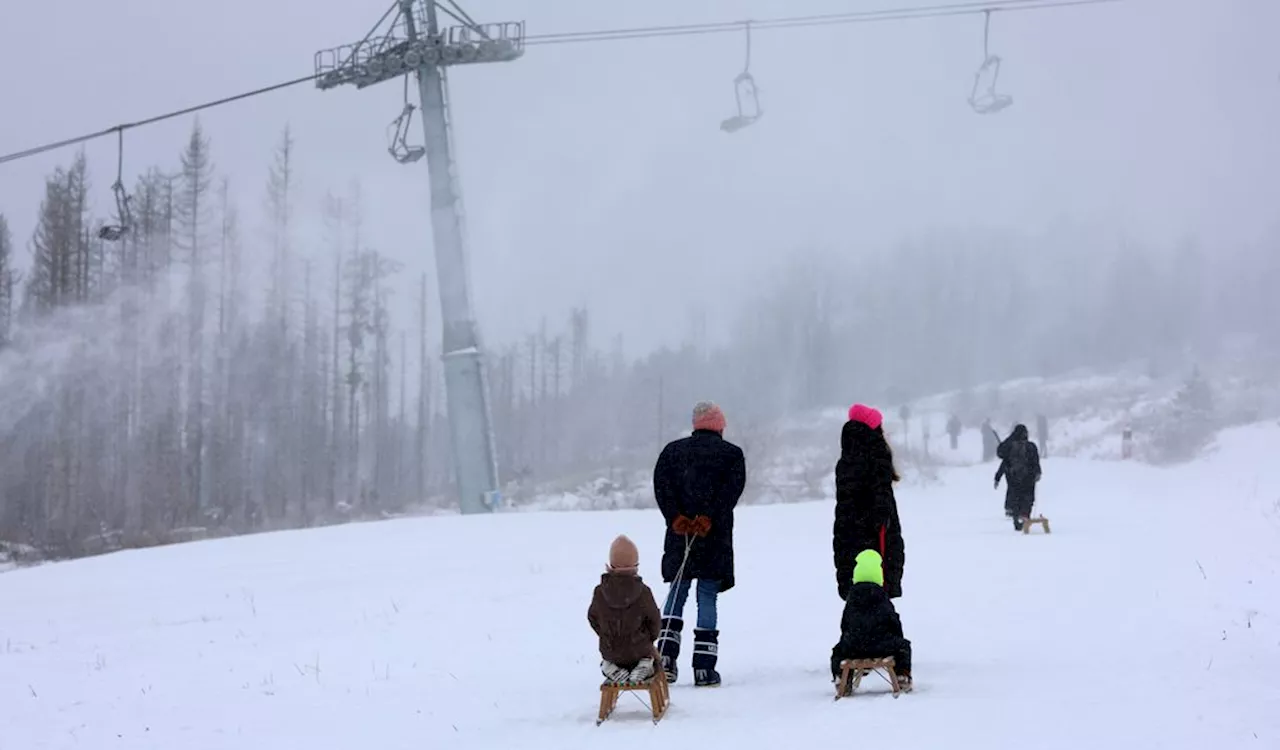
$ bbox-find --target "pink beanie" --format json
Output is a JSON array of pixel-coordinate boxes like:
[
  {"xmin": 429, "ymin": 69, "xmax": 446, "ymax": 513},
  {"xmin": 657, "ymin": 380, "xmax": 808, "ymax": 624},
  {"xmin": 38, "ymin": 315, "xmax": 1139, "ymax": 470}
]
[
  {"xmin": 848, "ymin": 404, "xmax": 883, "ymax": 430},
  {"xmin": 692, "ymin": 401, "xmax": 726, "ymax": 433}
]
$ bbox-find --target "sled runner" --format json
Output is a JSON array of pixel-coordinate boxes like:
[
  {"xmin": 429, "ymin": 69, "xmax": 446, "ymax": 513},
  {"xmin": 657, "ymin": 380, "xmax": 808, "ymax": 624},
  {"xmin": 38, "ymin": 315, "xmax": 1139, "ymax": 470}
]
[
  {"xmin": 834, "ymin": 657, "xmax": 910, "ymax": 700},
  {"xmin": 597, "ymin": 651, "xmax": 669, "ymax": 725},
  {"xmin": 1021, "ymin": 515, "xmax": 1051, "ymax": 535}
]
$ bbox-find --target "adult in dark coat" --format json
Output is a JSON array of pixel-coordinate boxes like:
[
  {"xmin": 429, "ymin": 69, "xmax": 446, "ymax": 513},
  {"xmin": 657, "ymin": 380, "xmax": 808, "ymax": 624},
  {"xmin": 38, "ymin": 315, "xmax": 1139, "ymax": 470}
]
[
  {"xmin": 995, "ymin": 424, "xmax": 1042, "ymax": 530},
  {"xmin": 834, "ymin": 404, "xmax": 905, "ymax": 600},
  {"xmin": 653, "ymin": 401, "xmax": 745, "ymax": 687}
]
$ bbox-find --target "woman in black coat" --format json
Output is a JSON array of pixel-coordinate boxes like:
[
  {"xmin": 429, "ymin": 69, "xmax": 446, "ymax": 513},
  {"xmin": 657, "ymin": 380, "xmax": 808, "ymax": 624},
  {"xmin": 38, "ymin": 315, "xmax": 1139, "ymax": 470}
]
[{"xmin": 833, "ymin": 404, "xmax": 905, "ymax": 599}]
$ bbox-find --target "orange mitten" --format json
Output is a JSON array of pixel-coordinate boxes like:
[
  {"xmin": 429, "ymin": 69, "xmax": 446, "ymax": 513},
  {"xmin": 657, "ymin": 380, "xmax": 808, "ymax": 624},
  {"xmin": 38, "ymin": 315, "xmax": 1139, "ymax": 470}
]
[
  {"xmin": 672, "ymin": 515, "xmax": 693, "ymax": 535},
  {"xmin": 690, "ymin": 515, "xmax": 712, "ymax": 537}
]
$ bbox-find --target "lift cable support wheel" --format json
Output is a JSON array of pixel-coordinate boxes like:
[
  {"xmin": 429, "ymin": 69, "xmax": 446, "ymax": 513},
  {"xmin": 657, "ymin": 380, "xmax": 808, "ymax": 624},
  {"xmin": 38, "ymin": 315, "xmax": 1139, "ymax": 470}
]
[
  {"xmin": 720, "ymin": 21, "xmax": 763, "ymax": 133},
  {"xmin": 98, "ymin": 129, "xmax": 133, "ymax": 242},
  {"xmin": 314, "ymin": 3, "xmax": 524, "ymax": 91},
  {"xmin": 968, "ymin": 9, "xmax": 1013, "ymax": 114}
]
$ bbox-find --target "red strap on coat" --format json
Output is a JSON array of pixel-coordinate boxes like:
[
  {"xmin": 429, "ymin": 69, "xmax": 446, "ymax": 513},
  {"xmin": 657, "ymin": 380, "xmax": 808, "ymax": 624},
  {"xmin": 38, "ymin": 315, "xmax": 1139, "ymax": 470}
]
[{"xmin": 879, "ymin": 525, "xmax": 887, "ymax": 557}]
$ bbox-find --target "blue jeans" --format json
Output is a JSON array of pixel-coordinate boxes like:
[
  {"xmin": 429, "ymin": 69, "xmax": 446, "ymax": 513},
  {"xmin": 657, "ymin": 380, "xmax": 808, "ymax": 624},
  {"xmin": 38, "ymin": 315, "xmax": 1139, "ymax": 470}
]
[{"xmin": 663, "ymin": 578, "xmax": 719, "ymax": 630}]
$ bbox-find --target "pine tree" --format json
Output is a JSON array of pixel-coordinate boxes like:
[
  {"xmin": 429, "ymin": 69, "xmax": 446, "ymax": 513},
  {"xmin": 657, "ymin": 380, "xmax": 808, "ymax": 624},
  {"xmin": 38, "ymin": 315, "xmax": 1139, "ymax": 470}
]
[
  {"xmin": 0, "ymin": 213, "xmax": 15, "ymax": 347},
  {"xmin": 261, "ymin": 127, "xmax": 298, "ymax": 522},
  {"xmin": 266, "ymin": 126, "xmax": 295, "ymax": 340},
  {"xmin": 1154, "ymin": 367, "xmax": 1216, "ymax": 463},
  {"xmin": 176, "ymin": 121, "xmax": 215, "ymax": 521},
  {"xmin": 26, "ymin": 154, "xmax": 90, "ymax": 312}
]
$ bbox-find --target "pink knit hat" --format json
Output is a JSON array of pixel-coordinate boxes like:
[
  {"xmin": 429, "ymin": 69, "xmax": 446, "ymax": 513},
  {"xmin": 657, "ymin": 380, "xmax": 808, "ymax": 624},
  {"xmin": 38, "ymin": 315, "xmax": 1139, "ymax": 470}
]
[
  {"xmin": 692, "ymin": 401, "xmax": 726, "ymax": 433},
  {"xmin": 847, "ymin": 404, "xmax": 883, "ymax": 430}
]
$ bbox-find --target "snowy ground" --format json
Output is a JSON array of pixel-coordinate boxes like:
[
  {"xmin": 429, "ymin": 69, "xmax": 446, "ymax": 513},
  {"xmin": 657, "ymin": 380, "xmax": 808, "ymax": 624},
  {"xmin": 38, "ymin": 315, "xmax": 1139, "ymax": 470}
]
[{"xmin": 3, "ymin": 426, "xmax": 1279, "ymax": 749}]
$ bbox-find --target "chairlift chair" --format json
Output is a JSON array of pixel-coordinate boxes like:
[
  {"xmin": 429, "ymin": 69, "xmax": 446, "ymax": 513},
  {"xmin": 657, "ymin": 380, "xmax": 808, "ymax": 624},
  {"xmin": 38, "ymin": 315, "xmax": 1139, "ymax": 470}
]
[
  {"xmin": 387, "ymin": 76, "xmax": 426, "ymax": 164},
  {"xmin": 720, "ymin": 71, "xmax": 762, "ymax": 132},
  {"xmin": 967, "ymin": 10, "xmax": 1013, "ymax": 115},
  {"xmin": 969, "ymin": 55, "xmax": 1014, "ymax": 114},
  {"xmin": 98, "ymin": 132, "xmax": 133, "ymax": 241},
  {"xmin": 720, "ymin": 22, "xmax": 763, "ymax": 133}
]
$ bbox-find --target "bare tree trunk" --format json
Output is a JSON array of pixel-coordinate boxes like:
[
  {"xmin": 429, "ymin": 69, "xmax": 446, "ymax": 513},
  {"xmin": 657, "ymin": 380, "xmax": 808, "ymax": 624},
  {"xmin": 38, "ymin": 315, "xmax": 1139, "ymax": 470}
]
[
  {"xmin": 331, "ymin": 246, "xmax": 342, "ymax": 511},
  {"xmin": 416, "ymin": 273, "xmax": 429, "ymax": 503}
]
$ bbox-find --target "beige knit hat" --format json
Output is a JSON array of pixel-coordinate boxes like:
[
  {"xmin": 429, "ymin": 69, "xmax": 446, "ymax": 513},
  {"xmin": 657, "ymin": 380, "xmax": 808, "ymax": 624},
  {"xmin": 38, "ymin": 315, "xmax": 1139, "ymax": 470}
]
[{"xmin": 607, "ymin": 534, "xmax": 639, "ymax": 574}]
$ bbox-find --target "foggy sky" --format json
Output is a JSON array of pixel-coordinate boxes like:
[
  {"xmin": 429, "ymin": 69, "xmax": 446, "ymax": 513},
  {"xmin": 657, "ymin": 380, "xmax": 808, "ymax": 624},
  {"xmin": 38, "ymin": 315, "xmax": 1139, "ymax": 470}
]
[{"xmin": 1, "ymin": 0, "xmax": 1277, "ymax": 357}]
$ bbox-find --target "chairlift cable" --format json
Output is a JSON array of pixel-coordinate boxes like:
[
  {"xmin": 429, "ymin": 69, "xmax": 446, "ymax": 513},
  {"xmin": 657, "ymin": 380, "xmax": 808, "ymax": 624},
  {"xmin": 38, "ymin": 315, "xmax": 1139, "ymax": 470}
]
[
  {"xmin": 0, "ymin": 73, "xmax": 320, "ymax": 166},
  {"xmin": 522, "ymin": 0, "xmax": 1121, "ymax": 44},
  {"xmin": 0, "ymin": 0, "xmax": 1132, "ymax": 167}
]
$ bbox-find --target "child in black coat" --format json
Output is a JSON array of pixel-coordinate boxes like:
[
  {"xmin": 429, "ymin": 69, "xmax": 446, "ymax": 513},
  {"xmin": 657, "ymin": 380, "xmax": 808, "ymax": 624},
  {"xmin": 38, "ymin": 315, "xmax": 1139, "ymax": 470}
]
[{"xmin": 830, "ymin": 549, "xmax": 913, "ymax": 690}]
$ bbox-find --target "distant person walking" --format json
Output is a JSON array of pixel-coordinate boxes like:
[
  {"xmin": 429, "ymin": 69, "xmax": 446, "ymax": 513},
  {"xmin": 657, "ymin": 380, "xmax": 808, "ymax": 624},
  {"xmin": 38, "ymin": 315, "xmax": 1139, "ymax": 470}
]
[
  {"xmin": 834, "ymin": 405, "xmax": 906, "ymax": 600},
  {"xmin": 947, "ymin": 414, "xmax": 962, "ymax": 451},
  {"xmin": 995, "ymin": 424, "xmax": 1042, "ymax": 531},
  {"xmin": 653, "ymin": 401, "xmax": 745, "ymax": 687},
  {"xmin": 1036, "ymin": 414, "xmax": 1049, "ymax": 458},
  {"xmin": 982, "ymin": 418, "xmax": 998, "ymax": 462}
]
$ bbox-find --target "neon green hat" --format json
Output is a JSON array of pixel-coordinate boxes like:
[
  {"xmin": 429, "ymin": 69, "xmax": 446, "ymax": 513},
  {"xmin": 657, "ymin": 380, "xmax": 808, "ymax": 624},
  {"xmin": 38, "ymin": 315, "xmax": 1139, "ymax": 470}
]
[{"xmin": 852, "ymin": 549, "xmax": 884, "ymax": 587}]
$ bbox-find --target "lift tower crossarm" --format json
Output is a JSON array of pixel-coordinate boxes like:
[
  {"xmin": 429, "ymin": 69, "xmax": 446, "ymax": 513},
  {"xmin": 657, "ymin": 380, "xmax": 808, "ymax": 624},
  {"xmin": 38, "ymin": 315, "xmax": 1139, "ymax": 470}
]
[{"xmin": 313, "ymin": 1, "xmax": 524, "ymax": 515}]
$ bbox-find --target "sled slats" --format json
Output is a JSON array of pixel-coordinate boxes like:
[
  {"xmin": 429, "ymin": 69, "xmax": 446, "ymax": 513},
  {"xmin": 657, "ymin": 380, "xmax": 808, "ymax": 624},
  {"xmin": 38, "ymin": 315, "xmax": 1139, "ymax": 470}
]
[
  {"xmin": 596, "ymin": 651, "xmax": 669, "ymax": 725},
  {"xmin": 835, "ymin": 657, "xmax": 909, "ymax": 700},
  {"xmin": 1022, "ymin": 515, "xmax": 1051, "ymax": 535}
]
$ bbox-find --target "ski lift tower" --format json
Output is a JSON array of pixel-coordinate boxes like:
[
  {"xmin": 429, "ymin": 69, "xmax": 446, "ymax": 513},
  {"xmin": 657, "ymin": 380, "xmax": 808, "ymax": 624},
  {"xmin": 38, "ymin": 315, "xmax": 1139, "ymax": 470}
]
[{"xmin": 314, "ymin": 1, "xmax": 524, "ymax": 515}]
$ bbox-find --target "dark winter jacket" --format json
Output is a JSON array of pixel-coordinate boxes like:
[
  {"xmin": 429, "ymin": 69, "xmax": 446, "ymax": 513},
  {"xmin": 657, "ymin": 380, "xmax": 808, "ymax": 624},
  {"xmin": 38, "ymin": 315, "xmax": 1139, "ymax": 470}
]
[
  {"xmin": 588, "ymin": 572, "xmax": 663, "ymax": 668},
  {"xmin": 834, "ymin": 422, "xmax": 905, "ymax": 599},
  {"xmin": 653, "ymin": 429, "xmax": 746, "ymax": 593},
  {"xmin": 996, "ymin": 424, "xmax": 1042, "ymax": 489},
  {"xmin": 830, "ymin": 581, "xmax": 912, "ymax": 677}
]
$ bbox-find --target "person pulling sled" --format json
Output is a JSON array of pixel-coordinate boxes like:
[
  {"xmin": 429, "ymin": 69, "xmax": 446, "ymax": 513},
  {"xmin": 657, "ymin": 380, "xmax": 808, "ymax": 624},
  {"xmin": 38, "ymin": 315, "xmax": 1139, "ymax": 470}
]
[
  {"xmin": 995, "ymin": 424, "xmax": 1042, "ymax": 531},
  {"xmin": 653, "ymin": 401, "xmax": 746, "ymax": 688},
  {"xmin": 834, "ymin": 404, "xmax": 906, "ymax": 600}
]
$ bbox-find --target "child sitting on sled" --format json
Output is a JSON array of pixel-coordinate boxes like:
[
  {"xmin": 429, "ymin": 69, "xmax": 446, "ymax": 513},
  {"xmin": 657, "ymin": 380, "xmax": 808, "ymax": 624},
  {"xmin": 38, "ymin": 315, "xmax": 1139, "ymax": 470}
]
[
  {"xmin": 589, "ymin": 534, "xmax": 664, "ymax": 684},
  {"xmin": 831, "ymin": 549, "xmax": 913, "ymax": 690}
]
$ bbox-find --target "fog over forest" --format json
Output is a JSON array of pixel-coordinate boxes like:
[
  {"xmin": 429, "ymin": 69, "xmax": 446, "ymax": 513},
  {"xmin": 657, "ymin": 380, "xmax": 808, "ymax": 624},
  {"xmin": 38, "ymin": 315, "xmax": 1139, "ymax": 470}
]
[{"xmin": 0, "ymin": 0, "xmax": 1276, "ymax": 557}]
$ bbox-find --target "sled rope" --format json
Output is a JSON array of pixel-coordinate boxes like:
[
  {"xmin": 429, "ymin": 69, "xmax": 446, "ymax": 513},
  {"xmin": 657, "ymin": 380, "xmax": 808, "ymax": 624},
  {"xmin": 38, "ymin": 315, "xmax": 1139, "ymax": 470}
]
[{"xmin": 662, "ymin": 534, "xmax": 697, "ymax": 618}]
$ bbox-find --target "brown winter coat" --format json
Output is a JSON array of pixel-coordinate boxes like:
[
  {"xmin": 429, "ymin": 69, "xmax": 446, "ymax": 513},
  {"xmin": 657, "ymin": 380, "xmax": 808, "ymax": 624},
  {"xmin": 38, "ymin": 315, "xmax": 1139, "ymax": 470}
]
[{"xmin": 587, "ymin": 572, "xmax": 662, "ymax": 668}]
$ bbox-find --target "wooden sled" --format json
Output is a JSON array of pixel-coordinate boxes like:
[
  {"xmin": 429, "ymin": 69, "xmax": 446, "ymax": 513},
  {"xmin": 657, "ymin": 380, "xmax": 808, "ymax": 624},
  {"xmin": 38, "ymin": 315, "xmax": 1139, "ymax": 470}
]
[
  {"xmin": 1021, "ymin": 515, "xmax": 1051, "ymax": 535},
  {"xmin": 834, "ymin": 657, "xmax": 910, "ymax": 700},
  {"xmin": 597, "ymin": 652, "xmax": 669, "ymax": 725}
]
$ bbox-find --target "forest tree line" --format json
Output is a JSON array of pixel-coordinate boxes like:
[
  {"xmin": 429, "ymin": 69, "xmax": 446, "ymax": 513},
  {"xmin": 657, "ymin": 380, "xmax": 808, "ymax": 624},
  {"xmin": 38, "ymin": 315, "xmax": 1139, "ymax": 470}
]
[{"xmin": 1, "ymin": 118, "xmax": 1277, "ymax": 560}]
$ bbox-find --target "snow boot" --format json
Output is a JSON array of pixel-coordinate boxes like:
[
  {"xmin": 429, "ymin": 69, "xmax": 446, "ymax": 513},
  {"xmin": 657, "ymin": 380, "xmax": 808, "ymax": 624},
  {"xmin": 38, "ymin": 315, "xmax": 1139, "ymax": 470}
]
[
  {"xmin": 692, "ymin": 628, "xmax": 721, "ymax": 687},
  {"xmin": 601, "ymin": 661, "xmax": 632, "ymax": 684},
  {"xmin": 1013, "ymin": 516, "xmax": 1025, "ymax": 532},
  {"xmin": 628, "ymin": 657, "xmax": 656, "ymax": 683},
  {"xmin": 657, "ymin": 616, "xmax": 683, "ymax": 684}
]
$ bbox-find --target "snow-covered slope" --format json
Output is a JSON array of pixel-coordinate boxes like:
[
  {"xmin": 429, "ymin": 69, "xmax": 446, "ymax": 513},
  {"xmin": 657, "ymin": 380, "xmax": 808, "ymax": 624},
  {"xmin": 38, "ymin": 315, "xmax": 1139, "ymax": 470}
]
[{"xmin": 2, "ymin": 426, "xmax": 1278, "ymax": 749}]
